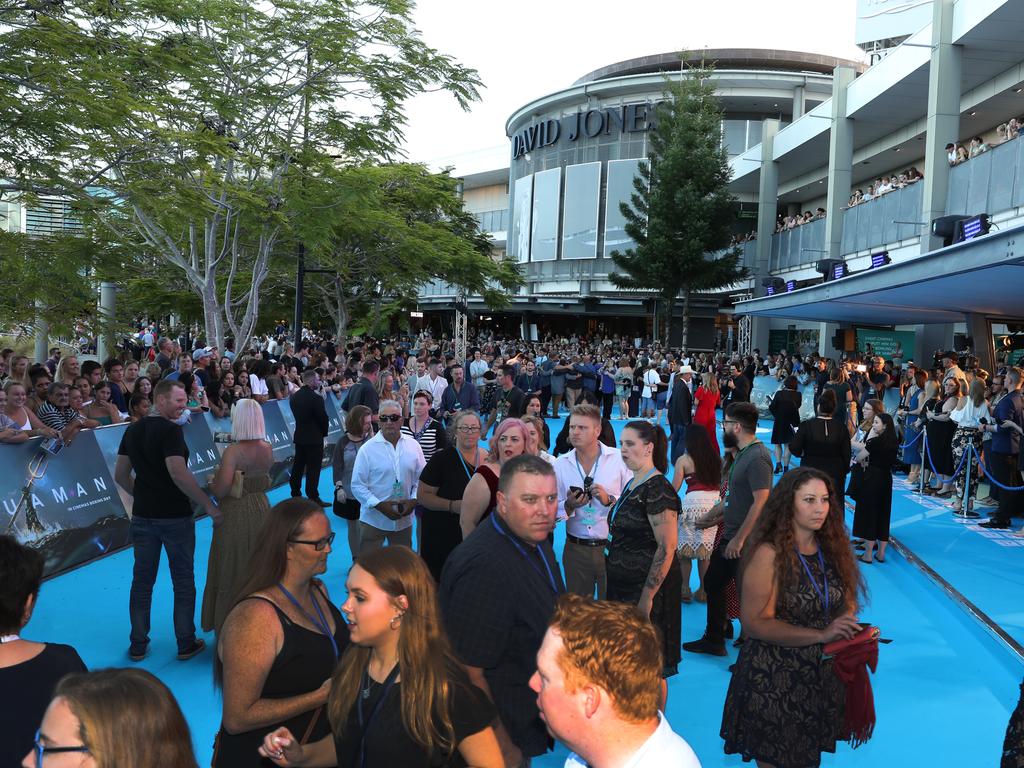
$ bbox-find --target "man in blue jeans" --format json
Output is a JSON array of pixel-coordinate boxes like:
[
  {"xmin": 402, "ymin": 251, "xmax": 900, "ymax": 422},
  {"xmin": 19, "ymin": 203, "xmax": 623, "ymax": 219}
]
[{"xmin": 115, "ymin": 379, "xmax": 220, "ymax": 662}]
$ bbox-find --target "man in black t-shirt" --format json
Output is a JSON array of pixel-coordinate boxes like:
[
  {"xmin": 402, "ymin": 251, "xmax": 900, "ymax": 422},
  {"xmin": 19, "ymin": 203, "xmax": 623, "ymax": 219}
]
[
  {"xmin": 344, "ymin": 360, "xmax": 381, "ymax": 425},
  {"xmin": 440, "ymin": 455, "xmax": 565, "ymax": 767},
  {"xmin": 114, "ymin": 379, "xmax": 219, "ymax": 663},
  {"xmin": 724, "ymin": 364, "xmax": 751, "ymax": 406}
]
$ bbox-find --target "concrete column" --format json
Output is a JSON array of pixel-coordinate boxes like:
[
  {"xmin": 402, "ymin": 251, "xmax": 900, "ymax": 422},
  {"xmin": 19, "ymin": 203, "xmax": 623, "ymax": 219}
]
[
  {"xmin": 792, "ymin": 85, "xmax": 806, "ymax": 120},
  {"xmin": 964, "ymin": 313, "xmax": 994, "ymax": 373},
  {"xmin": 919, "ymin": 0, "xmax": 962, "ymax": 254},
  {"xmin": 825, "ymin": 67, "xmax": 857, "ymax": 261},
  {"xmin": 97, "ymin": 281, "xmax": 117, "ymax": 362},
  {"xmin": 915, "ymin": 323, "xmax": 954, "ymax": 367},
  {"xmin": 818, "ymin": 322, "xmax": 839, "ymax": 358},
  {"xmin": 755, "ymin": 119, "xmax": 781, "ymax": 287},
  {"xmin": 33, "ymin": 300, "xmax": 48, "ymax": 363}
]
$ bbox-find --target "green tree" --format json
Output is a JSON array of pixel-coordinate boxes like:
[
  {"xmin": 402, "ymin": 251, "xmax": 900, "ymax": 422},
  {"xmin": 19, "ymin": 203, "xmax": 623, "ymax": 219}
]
[
  {"xmin": 611, "ymin": 59, "xmax": 747, "ymax": 348},
  {"xmin": 294, "ymin": 162, "xmax": 521, "ymax": 345},
  {"xmin": 1, "ymin": 0, "xmax": 481, "ymax": 352}
]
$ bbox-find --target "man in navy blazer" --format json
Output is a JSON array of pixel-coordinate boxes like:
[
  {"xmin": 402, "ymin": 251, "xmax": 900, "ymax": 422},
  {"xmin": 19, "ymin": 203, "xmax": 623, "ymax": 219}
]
[{"xmin": 289, "ymin": 369, "xmax": 330, "ymax": 506}]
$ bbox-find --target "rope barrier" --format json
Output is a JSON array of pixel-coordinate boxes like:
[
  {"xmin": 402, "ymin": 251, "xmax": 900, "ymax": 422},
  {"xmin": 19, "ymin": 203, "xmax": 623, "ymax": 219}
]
[
  {"xmin": 977, "ymin": 455, "xmax": 1024, "ymax": 492},
  {"xmin": 921, "ymin": 428, "xmax": 970, "ymax": 481},
  {"xmin": 900, "ymin": 428, "xmax": 924, "ymax": 451}
]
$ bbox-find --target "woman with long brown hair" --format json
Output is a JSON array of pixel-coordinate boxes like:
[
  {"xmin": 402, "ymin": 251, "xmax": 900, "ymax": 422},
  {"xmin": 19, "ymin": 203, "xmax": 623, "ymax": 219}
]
[
  {"xmin": 721, "ymin": 466, "xmax": 866, "ymax": 768},
  {"xmin": 214, "ymin": 498, "xmax": 349, "ymax": 767},
  {"xmin": 25, "ymin": 668, "xmax": 198, "ymax": 768},
  {"xmin": 258, "ymin": 546, "xmax": 501, "ymax": 767}
]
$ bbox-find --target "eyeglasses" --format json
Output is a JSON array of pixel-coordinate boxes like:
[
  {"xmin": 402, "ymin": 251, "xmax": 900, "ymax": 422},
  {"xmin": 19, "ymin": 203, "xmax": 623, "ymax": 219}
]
[
  {"xmin": 288, "ymin": 532, "xmax": 336, "ymax": 551},
  {"xmin": 456, "ymin": 425, "xmax": 481, "ymax": 433},
  {"xmin": 32, "ymin": 731, "xmax": 90, "ymax": 767},
  {"xmin": 721, "ymin": 419, "xmax": 737, "ymax": 426},
  {"xmin": 379, "ymin": 413, "xmax": 402, "ymax": 422}
]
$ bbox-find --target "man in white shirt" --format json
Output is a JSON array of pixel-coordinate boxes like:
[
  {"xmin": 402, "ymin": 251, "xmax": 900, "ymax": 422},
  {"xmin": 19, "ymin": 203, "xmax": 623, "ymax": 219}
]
[
  {"xmin": 351, "ymin": 399, "xmax": 426, "ymax": 553},
  {"xmin": 470, "ymin": 349, "xmax": 489, "ymax": 388},
  {"xmin": 530, "ymin": 594, "xmax": 702, "ymax": 768},
  {"xmin": 417, "ymin": 357, "xmax": 448, "ymax": 410},
  {"xmin": 555, "ymin": 404, "xmax": 631, "ymax": 599}
]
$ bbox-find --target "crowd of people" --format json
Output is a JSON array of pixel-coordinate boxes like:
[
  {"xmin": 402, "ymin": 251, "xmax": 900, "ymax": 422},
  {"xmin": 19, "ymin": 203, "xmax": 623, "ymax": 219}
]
[{"xmin": 3, "ymin": 327, "xmax": 1023, "ymax": 767}]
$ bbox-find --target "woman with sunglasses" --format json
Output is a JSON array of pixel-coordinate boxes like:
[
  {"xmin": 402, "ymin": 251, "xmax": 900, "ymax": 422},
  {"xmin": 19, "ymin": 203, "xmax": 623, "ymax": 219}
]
[
  {"xmin": 24, "ymin": 668, "xmax": 198, "ymax": 768},
  {"xmin": 214, "ymin": 498, "xmax": 350, "ymax": 767},
  {"xmin": 259, "ymin": 546, "xmax": 501, "ymax": 768},
  {"xmin": 459, "ymin": 417, "xmax": 529, "ymax": 538},
  {"xmin": 416, "ymin": 410, "xmax": 490, "ymax": 582}
]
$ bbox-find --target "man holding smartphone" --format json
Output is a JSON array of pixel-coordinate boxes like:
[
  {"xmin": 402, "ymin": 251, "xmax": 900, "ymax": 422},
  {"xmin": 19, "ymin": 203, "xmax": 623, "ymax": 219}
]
[{"xmin": 554, "ymin": 404, "xmax": 631, "ymax": 598}]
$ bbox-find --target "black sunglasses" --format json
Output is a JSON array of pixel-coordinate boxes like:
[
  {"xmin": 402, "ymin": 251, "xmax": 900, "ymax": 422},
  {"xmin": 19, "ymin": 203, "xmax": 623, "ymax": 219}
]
[
  {"xmin": 33, "ymin": 731, "xmax": 89, "ymax": 768},
  {"xmin": 379, "ymin": 414, "xmax": 402, "ymax": 422},
  {"xmin": 288, "ymin": 532, "xmax": 336, "ymax": 551}
]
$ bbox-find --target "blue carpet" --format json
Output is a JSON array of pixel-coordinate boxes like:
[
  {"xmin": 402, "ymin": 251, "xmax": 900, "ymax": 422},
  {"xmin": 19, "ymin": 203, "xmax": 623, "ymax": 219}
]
[{"xmin": 24, "ymin": 414, "xmax": 1023, "ymax": 766}]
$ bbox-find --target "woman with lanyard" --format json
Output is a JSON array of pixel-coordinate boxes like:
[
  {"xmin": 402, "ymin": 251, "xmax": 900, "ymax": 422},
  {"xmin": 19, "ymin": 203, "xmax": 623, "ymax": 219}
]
[
  {"xmin": 605, "ymin": 420, "xmax": 682, "ymax": 678},
  {"xmin": 721, "ymin": 467, "xmax": 866, "ymax": 768},
  {"xmin": 416, "ymin": 411, "xmax": 490, "ymax": 582},
  {"xmin": 214, "ymin": 498, "xmax": 349, "ymax": 768},
  {"xmin": 459, "ymin": 418, "xmax": 528, "ymax": 538},
  {"xmin": 402, "ymin": 391, "xmax": 447, "ymax": 464},
  {"xmin": 259, "ymin": 546, "xmax": 502, "ymax": 768}
]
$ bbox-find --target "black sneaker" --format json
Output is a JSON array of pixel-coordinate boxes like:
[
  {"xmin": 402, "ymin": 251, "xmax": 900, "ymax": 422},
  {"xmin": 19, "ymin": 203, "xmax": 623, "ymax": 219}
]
[
  {"xmin": 309, "ymin": 497, "xmax": 331, "ymax": 508},
  {"xmin": 177, "ymin": 639, "xmax": 206, "ymax": 661},
  {"xmin": 682, "ymin": 637, "xmax": 728, "ymax": 657},
  {"xmin": 128, "ymin": 646, "xmax": 148, "ymax": 662},
  {"xmin": 963, "ymin": 510, "xmax": 981, "ymax": 519},
  {"xmin": 979, "ymin": 519, "xmax": 1010, "ymax": 529}
]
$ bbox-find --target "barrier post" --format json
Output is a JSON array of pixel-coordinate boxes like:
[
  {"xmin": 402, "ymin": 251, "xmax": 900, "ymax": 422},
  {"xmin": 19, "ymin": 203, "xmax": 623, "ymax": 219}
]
[
  {"xmin": 920, "ymin": 427, "xmax": 927, "ymax": 494},
  {"xmin": 957, "ymin": 438, "xmax": 972, "ymax": 516}
]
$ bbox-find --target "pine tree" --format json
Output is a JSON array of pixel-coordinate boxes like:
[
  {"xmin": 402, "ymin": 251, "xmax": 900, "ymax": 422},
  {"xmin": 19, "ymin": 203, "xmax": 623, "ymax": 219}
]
[{"xmin": 611, "ymin": 59, "xmax": 747, "ymax": 348}]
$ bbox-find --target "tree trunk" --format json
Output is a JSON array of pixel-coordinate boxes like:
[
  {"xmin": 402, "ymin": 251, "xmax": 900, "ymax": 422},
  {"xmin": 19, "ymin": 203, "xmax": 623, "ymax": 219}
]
[
  {"xmin": 679, "ymin": 286, "xmax": 691, "ymax": 351},
  {"xmin": 663, "ymin": 292, "xmax": 677, "ymax": 348}
]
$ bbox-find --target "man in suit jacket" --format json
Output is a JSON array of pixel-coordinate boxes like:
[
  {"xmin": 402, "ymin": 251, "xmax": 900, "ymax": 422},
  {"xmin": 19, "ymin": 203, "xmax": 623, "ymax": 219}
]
[
  {"xmin": 289, "ymin": 369, "xmax": 330, "ymax": 506},
  {"xmin": 668, "ymin": 364, "xmax": 695, "ymax": 464}
]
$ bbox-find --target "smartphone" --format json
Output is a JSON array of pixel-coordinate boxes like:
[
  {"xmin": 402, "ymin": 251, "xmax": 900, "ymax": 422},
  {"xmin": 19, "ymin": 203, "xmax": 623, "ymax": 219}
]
[
  {"xmin": 569, "ymin": 486, "xmax": 587, "ymax": 498},
  {"xmin": 855, "ymin": 364, "xmax": 867, "ymax": 373}
]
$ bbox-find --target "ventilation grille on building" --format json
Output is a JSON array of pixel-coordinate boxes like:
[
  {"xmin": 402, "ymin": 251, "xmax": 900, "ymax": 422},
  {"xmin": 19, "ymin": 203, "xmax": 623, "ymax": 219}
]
[{"xmin": 24, "ymin": 197, "xmax": 82, "ymax": 235}]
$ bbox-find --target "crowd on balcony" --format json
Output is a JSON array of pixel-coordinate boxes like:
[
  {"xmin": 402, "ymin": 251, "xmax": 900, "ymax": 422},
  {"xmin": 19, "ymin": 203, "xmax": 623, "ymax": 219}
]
[
  {"xmin": 946, "ymin": 117, "xmax": 1023, "ymax": 167},
  {"xmin": 847, "ymin": 167, "xmax": 923, "ymax": 208},
  {"xmin": 773, "ymin": 208, "xmax": 826, "ymax": 233}
]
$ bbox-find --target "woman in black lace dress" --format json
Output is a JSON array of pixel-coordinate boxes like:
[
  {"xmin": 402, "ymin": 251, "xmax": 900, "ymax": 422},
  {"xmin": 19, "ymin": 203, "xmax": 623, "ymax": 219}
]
[
  {"xmin": 721, "ymin": 467, "xmax": 866, "ymax": 768},
  {"xmin": 606, "ymin": 420, "xmax": 681, "ymax": 677}
]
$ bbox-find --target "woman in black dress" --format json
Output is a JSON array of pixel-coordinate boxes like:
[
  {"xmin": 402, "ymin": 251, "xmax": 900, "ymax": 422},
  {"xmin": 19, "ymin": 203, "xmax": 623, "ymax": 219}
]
[
  {"xmin": 215, "ymin": 499, "xmax": 350, "ymax": 767},
  {"xmin": 416, "ymin": 411, "xmax": 490, "ymax": 582},
  {"xmin": 769, "ymin": 375, "xmax": 803, "ymax": 473},
  {"xmin": 852, "ymin": 412, "xmax": 898, "ymax": 564},
  {"xmin": 259, "ymin": 546, "xmax": 501, "ymax": 768},
  {"xmin": 722, "ymin": 467, "xmax": 866, "ymax": 768},
  {"xmin": 606, "ymin": 420, "xmax": 681, "ymax": 677},
  {"xmin": 789, "ymin": 390, "xmax": 851, "ymax": 503},
  {"xmin": 922, "ymin": 377, "xmax": 960, "ymax": 497}
]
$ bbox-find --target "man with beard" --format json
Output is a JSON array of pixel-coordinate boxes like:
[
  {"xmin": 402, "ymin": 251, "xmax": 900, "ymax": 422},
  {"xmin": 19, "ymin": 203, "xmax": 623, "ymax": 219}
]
[{"xmin": 683, "ymin": 402, "xmax": 772, "ymax": 657}]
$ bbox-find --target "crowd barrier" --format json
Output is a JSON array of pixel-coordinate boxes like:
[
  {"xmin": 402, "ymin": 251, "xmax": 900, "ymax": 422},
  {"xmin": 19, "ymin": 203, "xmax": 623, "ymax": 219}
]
[{"xmin": 2, "ymin": 394, "xmax": 345, "ymax": 578}]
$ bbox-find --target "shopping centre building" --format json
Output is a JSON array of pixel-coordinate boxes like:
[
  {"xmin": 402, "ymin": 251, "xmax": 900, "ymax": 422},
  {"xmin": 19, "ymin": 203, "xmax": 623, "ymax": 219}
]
[{"xmin": 420, "ymin": 0, "xmax": 1024, "ymax": 370}]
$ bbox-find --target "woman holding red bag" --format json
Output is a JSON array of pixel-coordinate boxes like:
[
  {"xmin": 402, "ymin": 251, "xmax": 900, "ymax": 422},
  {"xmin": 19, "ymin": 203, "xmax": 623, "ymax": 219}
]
[{"xmin": 721, "ymin": 467, "xmax": 868, "ymax": 768}]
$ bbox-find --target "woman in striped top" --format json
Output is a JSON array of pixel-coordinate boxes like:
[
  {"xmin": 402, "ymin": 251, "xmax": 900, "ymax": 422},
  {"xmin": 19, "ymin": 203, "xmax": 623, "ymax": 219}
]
[{"xmin": 402, "ymin": 390, "xmax": 448, "ymax": 464}]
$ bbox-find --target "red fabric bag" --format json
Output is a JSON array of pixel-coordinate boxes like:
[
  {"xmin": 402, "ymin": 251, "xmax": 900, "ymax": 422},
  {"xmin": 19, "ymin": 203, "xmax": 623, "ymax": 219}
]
[{"xmin": 824, "ymin": 625, "xmax": 880, "ymax": 747}]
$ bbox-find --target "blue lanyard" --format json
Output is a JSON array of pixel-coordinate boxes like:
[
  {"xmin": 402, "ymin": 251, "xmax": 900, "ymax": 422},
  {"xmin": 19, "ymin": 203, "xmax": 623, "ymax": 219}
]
[
  {"xmin": 796, "ymin": 549, "xmax": 830, "ymax": 617},
  {"xmin": 490, "ymin": 514, "xmax": 558, "ymax": 594},
  {"xmin": 357, "ymin": 664, "xmax": 401, "ymax": 768},
  {"xmin": 575, "ymin": 451, "xmax": 599, "ymax": 487},
  {"xmin": 608, "ymin": 468, "xmax": 656, "ymax": 528},
  {"xmin": 456, "ymin": 447, "xmax": 479, "ymax": 482},
  {"xmin": 276, "ymin": 583, "xmax": 339, "ymax": 660}
]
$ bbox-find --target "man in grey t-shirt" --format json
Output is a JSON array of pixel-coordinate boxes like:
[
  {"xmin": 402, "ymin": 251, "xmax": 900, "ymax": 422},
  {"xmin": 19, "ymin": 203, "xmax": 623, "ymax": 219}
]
[{"xmin": 683, "ymin": 401, "xmax": 772, "ymax": 657}]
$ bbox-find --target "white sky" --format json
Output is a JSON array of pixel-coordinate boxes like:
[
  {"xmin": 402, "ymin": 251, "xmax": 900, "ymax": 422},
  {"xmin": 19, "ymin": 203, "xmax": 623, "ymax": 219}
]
[{"xmin": 401, "ymin": 0, "xmax": 866, "ymax": 173}]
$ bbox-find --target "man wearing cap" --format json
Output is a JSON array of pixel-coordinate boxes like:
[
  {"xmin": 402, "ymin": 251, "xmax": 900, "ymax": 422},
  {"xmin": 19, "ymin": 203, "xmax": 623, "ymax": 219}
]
[
  {"xmin": 667, "ymin": 363, "xmax": 695, "ymax": 464},
  {"xmin": 191, "ymin": 347, "xmax": 215, "ymax": 386},
  {"xmin": 941, "ymin": 351, "xmax": 968, "ymax": 391}
]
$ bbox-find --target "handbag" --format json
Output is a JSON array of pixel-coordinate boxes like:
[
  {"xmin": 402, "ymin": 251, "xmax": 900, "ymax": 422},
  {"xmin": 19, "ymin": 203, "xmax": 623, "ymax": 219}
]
[
  {"xmin": 210, "ymin": 705, "xmax": 323, "ymax": 767},
  {"xmin": 823, "ymin": 625, "xmax": 881, "ymax": 748}
]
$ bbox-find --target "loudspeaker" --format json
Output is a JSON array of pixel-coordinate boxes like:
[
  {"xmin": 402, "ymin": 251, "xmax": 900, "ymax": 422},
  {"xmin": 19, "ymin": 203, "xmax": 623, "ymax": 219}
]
[
  {"xmin": 832, "ymin": 329, "xmax": 855, "ymax": 352},
  {"xmin": 932, "ymin": 215, "xmax": 965, "ymax": 247}
]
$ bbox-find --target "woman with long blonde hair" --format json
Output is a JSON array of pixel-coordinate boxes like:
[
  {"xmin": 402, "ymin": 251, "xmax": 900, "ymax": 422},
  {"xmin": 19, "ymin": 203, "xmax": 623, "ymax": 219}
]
[{"xmin": 259, "ymin": 546, "xmax": 501, "ymax": 767}]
